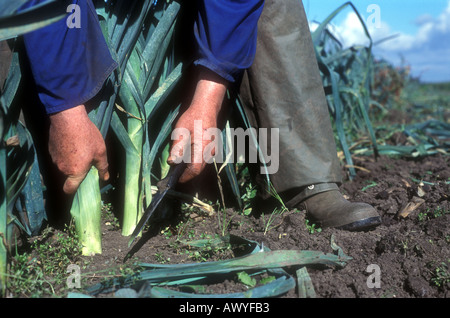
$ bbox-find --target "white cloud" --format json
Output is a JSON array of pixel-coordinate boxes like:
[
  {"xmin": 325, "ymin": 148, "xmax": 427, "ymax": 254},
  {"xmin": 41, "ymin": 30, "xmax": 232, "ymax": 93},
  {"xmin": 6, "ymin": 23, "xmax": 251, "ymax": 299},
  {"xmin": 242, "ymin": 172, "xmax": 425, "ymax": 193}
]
[
  {"xmin": 317, "ymin": 2, "xmax": 450, "ymax": 82},
  {"xmin": 330, "ymin": 11, "xmax": 414, "ymax": 51},
  {"xmin": 382, "ymin": 1, "xmax": 450, "ymax": 82},
  {"xmin": 414, "ymin": 14, "xmax": 434, "ymax": 26},
  {"xmin": 410, "ymin": 1, "xmax": 450, "ymax": 50},
  {"xmin": 310, "ymin": 11, "xmax": 415, "ymax": 51},
  {"xmin": 335, "ymin": 12, "xmax": 371, "ymax": 47}
]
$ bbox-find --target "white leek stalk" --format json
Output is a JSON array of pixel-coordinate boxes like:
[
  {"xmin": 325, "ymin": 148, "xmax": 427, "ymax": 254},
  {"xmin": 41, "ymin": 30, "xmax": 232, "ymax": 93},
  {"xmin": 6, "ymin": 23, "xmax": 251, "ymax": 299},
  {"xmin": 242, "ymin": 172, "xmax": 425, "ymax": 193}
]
[{"xmin": 70, "ymin": 167, "xmax": 102, "ymax": 256}]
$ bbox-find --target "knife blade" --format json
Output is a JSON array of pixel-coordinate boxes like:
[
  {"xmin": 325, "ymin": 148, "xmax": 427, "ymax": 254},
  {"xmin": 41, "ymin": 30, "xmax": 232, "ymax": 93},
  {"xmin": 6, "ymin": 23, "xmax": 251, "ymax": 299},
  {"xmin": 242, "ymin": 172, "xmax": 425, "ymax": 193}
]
[{"xmin": 128, "ymin": 162, "xmax": 186, "ymax": 247}]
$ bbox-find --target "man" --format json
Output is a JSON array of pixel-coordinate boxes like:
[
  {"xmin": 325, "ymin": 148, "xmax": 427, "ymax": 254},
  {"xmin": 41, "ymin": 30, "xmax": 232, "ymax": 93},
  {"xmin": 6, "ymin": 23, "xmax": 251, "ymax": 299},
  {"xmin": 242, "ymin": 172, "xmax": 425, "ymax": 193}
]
[
  {"xmin": 9, "ymin": 0, "xmax": 380, "ymax": 231},
  {"xmin": 169, "ymin": 0, "xmax": 381, "ymax": 231}
]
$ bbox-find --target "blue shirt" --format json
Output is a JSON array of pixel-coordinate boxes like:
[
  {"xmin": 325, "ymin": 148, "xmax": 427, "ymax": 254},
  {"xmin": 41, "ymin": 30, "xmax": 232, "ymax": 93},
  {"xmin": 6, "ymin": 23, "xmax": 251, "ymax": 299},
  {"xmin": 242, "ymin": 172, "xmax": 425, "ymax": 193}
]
[
  {"xmin": 19, "ymin": 0, "xmax": 264, "ymax": 114},
  {"xmin": 20, "ymin": 0, "xmax": 118, "ymax": 114},
  {"xmin": 194, "ymin": 0, "xmax": 264, "ymax": 83}
]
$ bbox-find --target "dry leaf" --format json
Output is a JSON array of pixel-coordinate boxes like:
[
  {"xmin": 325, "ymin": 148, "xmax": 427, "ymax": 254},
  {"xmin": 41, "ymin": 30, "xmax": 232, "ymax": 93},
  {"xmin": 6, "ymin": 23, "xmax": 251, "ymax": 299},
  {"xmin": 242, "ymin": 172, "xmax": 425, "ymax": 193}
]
[{"xmin": 397, "ymin": 196, "xmax": 425, "ymax": 219}]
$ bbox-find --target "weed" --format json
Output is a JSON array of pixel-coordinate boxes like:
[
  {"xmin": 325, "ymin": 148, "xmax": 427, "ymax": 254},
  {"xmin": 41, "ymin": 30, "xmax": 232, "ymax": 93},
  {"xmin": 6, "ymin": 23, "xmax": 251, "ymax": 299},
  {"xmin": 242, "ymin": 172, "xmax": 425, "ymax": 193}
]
[
  {"xmin": 241, "ymin": 182, "xmax": 257, "ymax": 216},
  {"xmin": 31, "ymin": 224, "xmax": 82, "ymax": 277},
  {"xmin": 102, "ymin": 202, "xmax": 120, "ymax": 230},
  {"xmin": 8, "ymin": 223, "xmax": 82, "ymax": 297},
  {"xmin": 430, "ymin": 261, "xmax": 450, "ymax": 289},
  {"xmin": 417, "ymin": 211, "xmax": 427, "ymax": 222},
  {"xmin": 399, "ymin": 239, "xmax": 409, "ymax": 256},
  {"xmin": 237, "ymin": 271, "xmax": 276, "ymax": 289},
  {"xmin": 305, "ymin": 219, "xmax": 322, "ymax": 234},
  {"xmin": 237, "ymin": 271, "xmax": 256, "ymax": 287},
  {"xmin": 261, "ymin": 183, "xmax": 288, "ymax": 235},
  {"xmin": 361, "ymin": 180, "xmax": 378, "ymax": 192},
  {"xmin": 183, "ymin": 237, "xmax": 232, "ymax": 262},
  {"xmin": 261, "ymin": 208, "xmax": 285, "ymax": 235},
  {"xmin": 417, "ymin": 206, "xmax": 449, "ymax": 222},
  {"xmin": 155, "ymin": 252, "xmax": 170, "ymax": 264},
  {"xmin": 431, "ymin": 206, "xmax": 449, "ymax": 218},
  {"xmin": 161, "ymin": 226, "xmax": 174, "ymax": 240}
]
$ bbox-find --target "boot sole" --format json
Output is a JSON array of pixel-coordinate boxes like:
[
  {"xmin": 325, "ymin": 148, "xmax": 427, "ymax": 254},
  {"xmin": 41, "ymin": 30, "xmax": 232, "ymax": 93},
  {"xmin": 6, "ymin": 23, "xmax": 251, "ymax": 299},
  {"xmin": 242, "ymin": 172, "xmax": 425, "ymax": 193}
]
[{"xmin": 336, "ymin": 216, "xmax": 382, "ymax": 232}]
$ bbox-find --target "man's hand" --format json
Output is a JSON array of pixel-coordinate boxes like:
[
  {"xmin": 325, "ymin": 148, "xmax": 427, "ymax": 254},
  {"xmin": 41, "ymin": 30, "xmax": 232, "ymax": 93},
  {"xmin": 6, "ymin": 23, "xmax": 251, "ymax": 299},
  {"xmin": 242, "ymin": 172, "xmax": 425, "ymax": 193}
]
[
  {"xmin": 48, "ymin": 105, "xmax": 109, "ymax": 194},
  {"xmin": 168, "ymin": 68, "xmax": 228, "ymax": 183}
]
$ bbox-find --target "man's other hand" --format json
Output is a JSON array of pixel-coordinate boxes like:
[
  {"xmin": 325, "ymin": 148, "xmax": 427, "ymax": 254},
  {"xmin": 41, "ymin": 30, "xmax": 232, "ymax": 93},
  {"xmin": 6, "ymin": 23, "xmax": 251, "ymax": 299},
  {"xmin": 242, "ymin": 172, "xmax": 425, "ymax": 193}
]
[
  {"xmin": 48, "ymin": 105, "xmax": 109, "ymax": 194},
  {"xmin": 168, "ymin": 68, "xmax": 228, "ymax": 183}
]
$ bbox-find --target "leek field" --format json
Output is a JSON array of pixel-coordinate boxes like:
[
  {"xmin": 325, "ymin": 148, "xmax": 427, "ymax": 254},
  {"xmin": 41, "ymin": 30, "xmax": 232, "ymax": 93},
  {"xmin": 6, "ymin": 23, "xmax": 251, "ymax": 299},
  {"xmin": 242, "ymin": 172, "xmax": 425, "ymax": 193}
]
[{"xmin": 1, "ymin": 1, "xmax": 449, "ymax": 298}]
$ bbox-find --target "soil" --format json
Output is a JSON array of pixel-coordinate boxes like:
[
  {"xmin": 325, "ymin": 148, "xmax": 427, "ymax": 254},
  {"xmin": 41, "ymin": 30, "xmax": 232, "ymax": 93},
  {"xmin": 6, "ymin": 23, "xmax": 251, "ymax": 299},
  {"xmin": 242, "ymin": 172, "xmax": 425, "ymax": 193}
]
[{"xmin": 79, "ymin": 152, "xmax": 450, "ymax": 298}]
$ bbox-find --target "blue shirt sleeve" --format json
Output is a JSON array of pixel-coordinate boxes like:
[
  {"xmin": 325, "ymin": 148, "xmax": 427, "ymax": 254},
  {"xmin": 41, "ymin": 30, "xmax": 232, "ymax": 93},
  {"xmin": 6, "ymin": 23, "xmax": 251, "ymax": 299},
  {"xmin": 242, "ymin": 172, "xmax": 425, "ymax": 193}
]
[
  {"xmin": 20, "ymin": 0, "xmax": 262, "ymax": 114},
  {"xmin": 20, "ymin": 0, "xmax": 117, "ymax": 114},
  {"xmin": 194, "ymin": 0, "xmax": 264, "ymax": 83}
]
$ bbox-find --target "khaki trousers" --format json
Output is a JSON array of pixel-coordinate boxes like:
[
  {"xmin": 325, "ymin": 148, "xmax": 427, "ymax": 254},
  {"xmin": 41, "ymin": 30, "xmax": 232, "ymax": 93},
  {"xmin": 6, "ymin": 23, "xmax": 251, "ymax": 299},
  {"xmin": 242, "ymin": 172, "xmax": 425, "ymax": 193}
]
[{"xmin": 240, "ymin": 0, "xmax": 342, "ymax": 208}]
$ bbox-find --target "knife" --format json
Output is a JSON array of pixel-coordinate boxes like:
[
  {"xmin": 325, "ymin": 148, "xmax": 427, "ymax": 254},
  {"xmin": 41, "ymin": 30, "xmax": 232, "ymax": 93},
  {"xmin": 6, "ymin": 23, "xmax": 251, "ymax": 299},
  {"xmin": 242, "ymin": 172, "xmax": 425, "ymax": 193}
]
[{"xmin": 128, "ymin": 162, "xmax": 186, "ymax": 247}]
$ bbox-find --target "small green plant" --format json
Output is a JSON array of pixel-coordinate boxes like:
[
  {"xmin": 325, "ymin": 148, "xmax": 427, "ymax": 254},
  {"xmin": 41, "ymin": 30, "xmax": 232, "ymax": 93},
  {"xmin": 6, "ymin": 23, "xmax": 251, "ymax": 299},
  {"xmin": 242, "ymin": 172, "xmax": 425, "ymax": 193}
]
[
  {"xmin": 361, "ymin": 180, "xmax": 378, "ymax": 192},
  {"xmin": 261, "ymin": 183, "xmax": 288, "ymax": 235},
  {"xmin": 30, "ymin": 224, "xmax": 82, "ymax": 278},
  {"xmin": 399, "ymin": 239, "xmax": 409, "ymax": 256},
  {"xmin": 154, "ymin": 252, "xmax": 171, "ymax": 264},
  {"xmin": 102, "ymin": 202, "xmax": 120, "ymax": 230},
  {"xmin": 237, "ymin": 271, "xmax": 256, "ymax": 287},
  {"xmin": 8, "ymin": 224, "xmax": 83, "ymax": 297},
  {"xmin": 430, "ymin": 261, "xmax": 450, "ymax": 289},
  {"xmin": 237, "ymin": 271, "xmax": 276, "ymax": 288},
  {"xmin": 187, "ymin": 236, "xmax": 233, "ymax": 262},
  {"xmin": 418, "ymin": 206, "xmax": 449, "ymax": 222},
  {"xmin": 241, "ymin": 182, "xmax": 257, "ymax": 216},
  {"xmin": 160, "ymin": 226, "xmax": 174, "ymax": 240},
  {"xmin": 305, "ymin": 219, "xmax": 322, "ymax": 234},
  {"xmin": 417, "ymin": 211, "xmax": 427, "ymax": 222},
  {"xmin": 431, "ymin": 206, "xmax": 449, "ymax": 218},
  {"xmin": 261, "ymin": 208, "xmax": 284, "ymax": 236}
]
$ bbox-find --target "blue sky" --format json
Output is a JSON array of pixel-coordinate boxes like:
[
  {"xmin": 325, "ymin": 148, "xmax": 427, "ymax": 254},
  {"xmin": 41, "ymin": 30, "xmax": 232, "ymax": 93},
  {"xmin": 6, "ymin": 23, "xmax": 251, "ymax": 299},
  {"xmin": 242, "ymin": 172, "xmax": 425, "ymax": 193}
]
[{"xmin": 303, "ymin": 0, "xmax": 450, "ymax": 83}]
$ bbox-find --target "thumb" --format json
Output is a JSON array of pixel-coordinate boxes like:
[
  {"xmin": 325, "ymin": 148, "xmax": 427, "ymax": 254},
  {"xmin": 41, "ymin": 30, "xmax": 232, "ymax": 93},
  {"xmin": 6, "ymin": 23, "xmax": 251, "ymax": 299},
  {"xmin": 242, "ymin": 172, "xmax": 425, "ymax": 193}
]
[
  {"xmin": 168, "ymin": 138, "xmax": 188, "ymax": 166},
  {"xmin": 63, "ymin": 174, "xmax": 87, "ymax": 195}
]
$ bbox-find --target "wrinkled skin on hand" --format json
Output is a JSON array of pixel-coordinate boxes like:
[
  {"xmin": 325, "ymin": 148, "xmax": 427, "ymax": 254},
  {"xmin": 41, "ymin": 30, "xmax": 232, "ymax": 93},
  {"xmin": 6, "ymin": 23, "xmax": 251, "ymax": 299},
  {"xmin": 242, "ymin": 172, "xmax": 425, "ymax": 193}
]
[
  {"xmin": 168, "ymin": 67, "xmax": 229, "ymax": 183},
  {"xmin": 48, "ymin": 105, "xmax": 109, "ymax": 194}
]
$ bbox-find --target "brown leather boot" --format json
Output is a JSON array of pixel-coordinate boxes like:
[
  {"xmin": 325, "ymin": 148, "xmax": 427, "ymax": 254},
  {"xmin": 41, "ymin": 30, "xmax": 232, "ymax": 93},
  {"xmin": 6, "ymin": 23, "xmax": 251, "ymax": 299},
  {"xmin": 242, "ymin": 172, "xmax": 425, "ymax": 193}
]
[{"xmin": 301, "ymin": 190, "xmax": 381, "ymax": 231}]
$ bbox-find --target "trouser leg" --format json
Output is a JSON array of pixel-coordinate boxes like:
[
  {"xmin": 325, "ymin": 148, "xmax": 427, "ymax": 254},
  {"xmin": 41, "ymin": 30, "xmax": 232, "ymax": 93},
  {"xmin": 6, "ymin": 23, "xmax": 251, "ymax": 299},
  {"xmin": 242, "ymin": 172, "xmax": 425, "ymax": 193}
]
[{"xmin": 240, "ymin": 0, "xmax": 342, "ymax": 208}]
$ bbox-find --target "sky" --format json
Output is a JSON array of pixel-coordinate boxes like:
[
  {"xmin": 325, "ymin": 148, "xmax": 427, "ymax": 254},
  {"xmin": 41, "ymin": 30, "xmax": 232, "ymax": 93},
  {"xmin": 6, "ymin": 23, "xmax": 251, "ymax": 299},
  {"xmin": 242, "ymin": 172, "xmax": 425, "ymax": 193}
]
[{"xmin": 303, "ymin": 0, "xmax": 450, "ymax": 83}]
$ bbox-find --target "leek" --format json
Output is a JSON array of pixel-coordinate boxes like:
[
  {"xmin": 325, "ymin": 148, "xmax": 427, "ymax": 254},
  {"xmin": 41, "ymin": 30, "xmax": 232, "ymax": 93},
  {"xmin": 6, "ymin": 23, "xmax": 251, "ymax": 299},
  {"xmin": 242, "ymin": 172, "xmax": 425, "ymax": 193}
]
[
  {"xmin": 70, "ymin": 167, "xmax": 102, "ymax": 256},
  {"xmin": 115, "ymin": 1, "xmax": 181, "ymax": 236},
  {"xmin": 120, "ymin": 77, "xmax": 145, "ymax": 236},
  {"xmin": 0, "ymin": 105, "xmax": 6, "ymax": 295}
]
